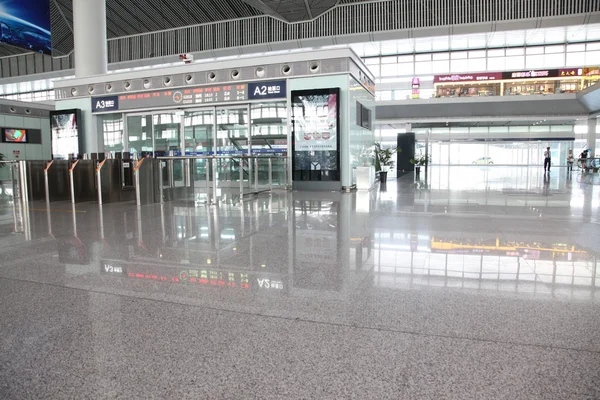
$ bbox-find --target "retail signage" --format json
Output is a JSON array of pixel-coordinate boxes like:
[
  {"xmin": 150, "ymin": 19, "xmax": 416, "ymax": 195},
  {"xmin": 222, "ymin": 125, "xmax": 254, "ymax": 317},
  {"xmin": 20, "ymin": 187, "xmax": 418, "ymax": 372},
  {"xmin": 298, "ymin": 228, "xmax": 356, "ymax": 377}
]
[
  {"xmin": 559, "ymin": 67, "xmax": 600, "ymax": 77},
  {"xmin": 248, "ymin": 80, "xmax": 286, "ymax": 100},
  {"xmin": 92, "ymin": 96, "xmax": 119, "ymax": 112},
  {"xmin": 433, "ymin": 72, "xmax": 502, "ymax": 83},
  {"xmin": 502, "ymin": 69, "xmax": 559, "ymax": 79},
  {"xmin": 91, "ymin": 84, "xmax": 248, "ymax": 112},
  {"xmin": 412, "ymin": 77, "xmax": 420, "ymax": 99}
]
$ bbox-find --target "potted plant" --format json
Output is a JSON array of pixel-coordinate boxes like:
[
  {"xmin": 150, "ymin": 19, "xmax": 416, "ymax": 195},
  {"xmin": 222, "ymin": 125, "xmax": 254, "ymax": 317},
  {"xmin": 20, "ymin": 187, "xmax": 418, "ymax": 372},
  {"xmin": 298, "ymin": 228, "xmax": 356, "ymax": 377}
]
[
  {"xmin": 410, "ymin": 154, "xmax": 431, "ymax": 175},
  {"xmin": 374, "ymin": 143, "xmax": 398, "ymax": 183}
]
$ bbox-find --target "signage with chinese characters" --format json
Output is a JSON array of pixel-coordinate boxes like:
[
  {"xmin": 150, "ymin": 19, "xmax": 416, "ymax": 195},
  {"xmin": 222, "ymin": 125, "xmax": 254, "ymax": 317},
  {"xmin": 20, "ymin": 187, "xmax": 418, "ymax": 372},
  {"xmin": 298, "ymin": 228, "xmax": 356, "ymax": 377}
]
[
  {"xmin": 559, "ymin": 67, "xmax": 600, "ymax": 77},
  {"xmin": 434, "ymin": 72, "xmax": 503, "ymax": 83},
  {"xmin": 92, "ymin": 96, "xmax": 119, "ymax": 112},
  {"xmin": 101, "ymin": 262, "xmax": 126, "ymax": 275},
  {"xmin": 502, "ymin": 69, "xmax": 559, "ymax": 80},
  {"xmin": 91, "ymin": 84, "xmax": 249, "ymax": 112},
  {"xmin": 412, "ymin": 77, "xmax": 420, "ymax": 99},
  {"xmin": 248, "ymin": 80, "xmax": 286, "ymax": 100},
  {"xmin": 12, "ymin": 150, "xmax": 20, "ymax": 159}
]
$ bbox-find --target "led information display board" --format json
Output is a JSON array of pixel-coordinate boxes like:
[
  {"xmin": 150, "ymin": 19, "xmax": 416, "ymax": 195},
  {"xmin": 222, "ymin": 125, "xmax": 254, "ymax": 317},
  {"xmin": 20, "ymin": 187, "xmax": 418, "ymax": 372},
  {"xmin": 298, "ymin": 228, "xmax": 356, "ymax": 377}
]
[{"xmin": 92, "ymin": 80, "xmax": 287, "ymax": 113}]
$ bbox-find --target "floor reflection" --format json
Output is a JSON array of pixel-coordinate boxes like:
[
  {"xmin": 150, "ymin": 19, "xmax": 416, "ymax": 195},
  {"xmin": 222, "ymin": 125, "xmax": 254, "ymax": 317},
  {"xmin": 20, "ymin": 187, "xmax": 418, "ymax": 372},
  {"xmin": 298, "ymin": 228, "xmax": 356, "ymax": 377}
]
[{"xmin": 0, "ymin": 166, "xmax": 598, "ymax": 302}]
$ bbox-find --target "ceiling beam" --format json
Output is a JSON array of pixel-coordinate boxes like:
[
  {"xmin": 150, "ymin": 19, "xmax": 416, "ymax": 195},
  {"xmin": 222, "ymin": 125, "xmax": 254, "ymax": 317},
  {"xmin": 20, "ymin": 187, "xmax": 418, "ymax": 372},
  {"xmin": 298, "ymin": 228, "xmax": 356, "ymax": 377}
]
[
  {"xmin": 240, "ymin": 0, "xmax": 288, "ymax": 21},
  {"xmin": 303, "ymin": 0, "xmax": 314, "ymax": 19},
  {"xmin": 52, "ymin": 0, "xmax": 73, "ymax": 32}
]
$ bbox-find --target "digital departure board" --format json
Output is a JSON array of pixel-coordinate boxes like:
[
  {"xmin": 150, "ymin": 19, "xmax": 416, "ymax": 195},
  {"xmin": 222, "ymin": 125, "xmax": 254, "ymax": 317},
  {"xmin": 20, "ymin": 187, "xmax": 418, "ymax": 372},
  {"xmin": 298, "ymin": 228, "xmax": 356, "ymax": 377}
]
[
  {"xmin": 91, "ymin": 80, "xmax": 289, "ymax": 112},
  {"xmin": 92, "ymin": 84, "xmax": 249, "ymax": 112}
]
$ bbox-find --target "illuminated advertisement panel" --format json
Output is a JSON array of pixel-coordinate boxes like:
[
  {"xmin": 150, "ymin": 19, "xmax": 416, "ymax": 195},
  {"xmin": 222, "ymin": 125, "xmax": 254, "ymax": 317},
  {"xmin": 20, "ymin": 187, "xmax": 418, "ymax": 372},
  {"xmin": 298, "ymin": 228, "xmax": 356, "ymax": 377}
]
[
  {"xmin": 0, "ymin": 1, "xmax": 51, "ymax": 54},
  {"xmin": 50, "ymin": 109, "xmax": 82, "ymax": 159},
  {"xmin": 291, "ymin": 88, "xmax": 340, "ymax": 181}
]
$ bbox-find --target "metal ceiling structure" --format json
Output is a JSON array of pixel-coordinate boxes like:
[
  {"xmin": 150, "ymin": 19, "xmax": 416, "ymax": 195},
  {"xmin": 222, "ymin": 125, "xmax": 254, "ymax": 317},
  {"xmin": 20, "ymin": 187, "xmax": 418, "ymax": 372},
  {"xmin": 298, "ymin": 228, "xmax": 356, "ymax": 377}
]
[
  {"xmin": 49, "ymin": 0, "xmax": 266, "ymax": 56},
  {"xmin": 0, "ymin": 0, "xmax": 349, "ymax": 57}
]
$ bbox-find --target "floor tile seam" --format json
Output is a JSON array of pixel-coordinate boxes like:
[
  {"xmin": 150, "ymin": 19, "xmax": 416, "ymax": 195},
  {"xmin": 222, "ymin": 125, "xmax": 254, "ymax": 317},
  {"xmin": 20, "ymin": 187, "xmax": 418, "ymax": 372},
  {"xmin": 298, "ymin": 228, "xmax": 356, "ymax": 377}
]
[{"xmin": 2, "ymin": 275, "xmax": 599, "ymax": 357}]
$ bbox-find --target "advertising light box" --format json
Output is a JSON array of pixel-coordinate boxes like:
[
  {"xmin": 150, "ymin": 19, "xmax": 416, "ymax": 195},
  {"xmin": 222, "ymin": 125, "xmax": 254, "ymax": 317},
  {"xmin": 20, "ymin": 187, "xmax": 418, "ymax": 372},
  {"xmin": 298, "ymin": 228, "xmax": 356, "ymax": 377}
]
[{"xmin": 291, "ymin": 88, "xmax": 341, "ymax": 181}]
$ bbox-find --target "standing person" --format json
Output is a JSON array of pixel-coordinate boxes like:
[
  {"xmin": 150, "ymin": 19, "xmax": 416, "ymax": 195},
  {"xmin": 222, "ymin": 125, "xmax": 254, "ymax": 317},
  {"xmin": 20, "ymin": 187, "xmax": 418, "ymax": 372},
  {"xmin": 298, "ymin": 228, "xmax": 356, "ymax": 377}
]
[
  {"xmin": 580, "ymin": 149, "xmax": 588, "ymax": 172},
  {"xmin": 543, "ymin": 146, "xmax": 551, "ymax": 173},
  {"xmin": 566, "ymin": 150, "xmax": 575, "ymax": 173}
]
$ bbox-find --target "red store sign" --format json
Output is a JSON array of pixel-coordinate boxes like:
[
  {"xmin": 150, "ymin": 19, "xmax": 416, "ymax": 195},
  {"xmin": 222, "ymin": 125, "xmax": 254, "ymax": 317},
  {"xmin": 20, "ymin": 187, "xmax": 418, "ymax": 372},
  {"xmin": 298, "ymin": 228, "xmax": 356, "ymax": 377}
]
[{"xmin": 434, "ymin": 72, "xmax": 503, "ymax": 83}]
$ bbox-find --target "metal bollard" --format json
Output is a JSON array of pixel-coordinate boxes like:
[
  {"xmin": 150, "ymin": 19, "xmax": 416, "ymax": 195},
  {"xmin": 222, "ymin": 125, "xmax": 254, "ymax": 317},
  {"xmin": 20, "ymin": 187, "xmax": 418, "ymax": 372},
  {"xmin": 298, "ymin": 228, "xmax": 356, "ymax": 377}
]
[
  {"xmin": 11, "ymin": 163, "xmax": 18, "ymax": 200},
  {"xmin": 159, "ymin": 160, "xmax": 164, "ymax": 204},
  {"xmin": 205, "ymin": 160, "xmax": 210, "ymax": 203},
  {"xmin": 96, "ymin": 160, "xmax": 106, "ymax": 205},
  {"xmin": 239, "ymin": 158, "xmax": 244, "ymax": 197},
  {"xmin": 18, "ymin": 161, "xmax": 29, "ymax": 205},
  {"xmin": 68, "ymin": 159, "xmax": 79, "ymax": 204},
  {"xmin": 44, "ymin": 160, "xmax": 53, "ymax": 203},
  {"xmin": 254, "ymin": 158, "xmax": 258, "ymax": 192},
  {"xmin": 268, "ymin": 158, "xmax": 272, "ymax": 190},
  {"xmin": 212, "ymin": 158, "xmax": 218, "ymax": 204}
]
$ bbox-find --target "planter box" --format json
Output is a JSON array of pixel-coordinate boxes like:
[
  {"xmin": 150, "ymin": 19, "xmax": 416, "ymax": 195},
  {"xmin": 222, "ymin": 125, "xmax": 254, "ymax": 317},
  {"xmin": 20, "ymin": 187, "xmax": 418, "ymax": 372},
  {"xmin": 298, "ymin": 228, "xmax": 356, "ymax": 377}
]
[{"xmin": 355, "ymin": 166, "xmax": 375, "ymax": 190}]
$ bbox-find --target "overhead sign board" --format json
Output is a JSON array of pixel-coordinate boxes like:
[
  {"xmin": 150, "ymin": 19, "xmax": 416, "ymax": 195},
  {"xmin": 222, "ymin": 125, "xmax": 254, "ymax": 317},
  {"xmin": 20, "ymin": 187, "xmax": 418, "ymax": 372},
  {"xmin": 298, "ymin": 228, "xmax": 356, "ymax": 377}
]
[
  {"xmin": 92, "ymin": 96, "xmax": 119, "ymax": 112},
  {"xmin": 91, "ymin": 80, "xmax": 287, "ymax": 113},
  {"xmin": 502, "ymin": 69, "xmax": 560, "ymax": 79},
  {"xmin": 248, "ymin": 80, "xmax": 286, "ymax": 100}
]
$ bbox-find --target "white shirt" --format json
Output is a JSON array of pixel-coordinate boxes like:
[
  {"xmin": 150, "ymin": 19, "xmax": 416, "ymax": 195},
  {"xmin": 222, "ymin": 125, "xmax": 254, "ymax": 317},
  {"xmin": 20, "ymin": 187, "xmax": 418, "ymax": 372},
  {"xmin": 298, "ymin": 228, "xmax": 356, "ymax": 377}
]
[{"xmin": 544, "ymin": 150, "xmax": 550, "ymax": 158}]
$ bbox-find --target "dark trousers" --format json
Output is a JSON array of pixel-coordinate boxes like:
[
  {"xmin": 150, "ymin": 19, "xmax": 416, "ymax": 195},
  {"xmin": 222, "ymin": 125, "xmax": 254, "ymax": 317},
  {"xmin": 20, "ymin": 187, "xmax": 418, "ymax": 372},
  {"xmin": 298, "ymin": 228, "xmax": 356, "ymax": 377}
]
[
  {"xmin": 544, "ymin": 157, "xmax": 551, "ymax": 171},
  {"xmin": 567, "ymin": 162, "xmax": 573, "ymax": 172}
]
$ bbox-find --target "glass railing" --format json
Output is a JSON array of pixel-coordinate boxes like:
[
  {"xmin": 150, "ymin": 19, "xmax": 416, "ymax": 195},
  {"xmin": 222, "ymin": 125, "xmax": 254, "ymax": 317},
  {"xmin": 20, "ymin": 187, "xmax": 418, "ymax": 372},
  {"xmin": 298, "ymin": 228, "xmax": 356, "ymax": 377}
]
[{"xmin": 153, "ymin": 155, "xmax": 289, "ymax": 205}]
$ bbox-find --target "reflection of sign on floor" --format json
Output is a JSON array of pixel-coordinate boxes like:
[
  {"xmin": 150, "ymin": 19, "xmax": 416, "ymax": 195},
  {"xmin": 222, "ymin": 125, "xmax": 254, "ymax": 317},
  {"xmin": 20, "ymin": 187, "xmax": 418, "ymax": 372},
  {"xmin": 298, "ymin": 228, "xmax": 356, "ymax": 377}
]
[
  {"xmin": 257, "ymin": 278, "xmax": 283, "ymax": 290},
  {"xmin": 296, "ymin": 230, "xmax": 337, "ymax": 262}
]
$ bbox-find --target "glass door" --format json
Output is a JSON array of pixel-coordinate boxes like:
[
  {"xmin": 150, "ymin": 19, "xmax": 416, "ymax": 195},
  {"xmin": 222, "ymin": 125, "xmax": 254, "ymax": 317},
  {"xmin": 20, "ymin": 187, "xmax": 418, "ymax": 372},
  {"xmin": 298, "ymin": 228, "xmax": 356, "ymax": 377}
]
[
  {"xmin": 184, "ymin": 109, "xmax": 214, "ymax": 183},
  {"xmin": 216, "ymin": 106, "xmax": 249, "ymax": 185},
  {"xmin": 250, "ymin": 102, "xmax": 287, "ymax": 186},
  {"xmin": 126, "ymin": 115, "xmax": 153, "ymax": 155}
]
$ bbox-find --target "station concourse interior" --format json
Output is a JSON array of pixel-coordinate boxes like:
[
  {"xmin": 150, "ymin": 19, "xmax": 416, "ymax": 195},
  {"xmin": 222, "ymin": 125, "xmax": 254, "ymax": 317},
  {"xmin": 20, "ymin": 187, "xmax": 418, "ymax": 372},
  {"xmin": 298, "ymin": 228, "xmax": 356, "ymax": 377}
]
[{"xmin": 0, "ymin": 1, "xmax": 600, "ymax": 398}]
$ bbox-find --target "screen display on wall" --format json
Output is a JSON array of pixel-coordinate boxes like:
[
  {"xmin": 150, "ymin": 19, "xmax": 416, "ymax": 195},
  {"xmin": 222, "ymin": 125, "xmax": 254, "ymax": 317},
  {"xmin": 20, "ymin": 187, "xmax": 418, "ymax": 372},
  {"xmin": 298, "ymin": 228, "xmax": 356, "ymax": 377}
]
[
  {"xmin": 3, "ymin": 128, "xmax": 27, "ymax": 143},
  {"xmin": 291, "ymin": 88, "xmax": 340, "ymax": 178},
  {"xmin": 0, "ymin": 1, "xmax": 52, "ymax": 54},
  {"xmin": 50, "ymin": 109, "xmax": 81, "ymax": 159}
]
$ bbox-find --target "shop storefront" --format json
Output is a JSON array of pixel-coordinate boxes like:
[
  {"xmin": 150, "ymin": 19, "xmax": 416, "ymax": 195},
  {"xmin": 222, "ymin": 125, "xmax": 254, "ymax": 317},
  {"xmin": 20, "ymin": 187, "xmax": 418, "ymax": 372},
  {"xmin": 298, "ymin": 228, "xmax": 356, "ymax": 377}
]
[{"xmin": 434, "ymin": 67, "xmax": 600, "ymax": 98}]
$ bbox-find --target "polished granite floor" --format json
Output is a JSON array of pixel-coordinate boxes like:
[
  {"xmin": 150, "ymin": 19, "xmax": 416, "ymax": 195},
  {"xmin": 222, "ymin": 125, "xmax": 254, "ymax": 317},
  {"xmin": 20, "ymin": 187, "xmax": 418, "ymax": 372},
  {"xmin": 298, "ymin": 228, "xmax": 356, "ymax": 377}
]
[{"xmin": 0, "ymin": 166, "xmax": 599, "ymax": 399}]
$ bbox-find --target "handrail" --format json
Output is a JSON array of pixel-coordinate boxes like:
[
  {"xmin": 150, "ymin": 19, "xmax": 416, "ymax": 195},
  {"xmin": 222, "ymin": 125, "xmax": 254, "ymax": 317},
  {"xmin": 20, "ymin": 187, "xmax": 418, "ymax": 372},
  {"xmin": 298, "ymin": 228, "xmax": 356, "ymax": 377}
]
[
  {"xmin": 68, "ymin": 159, "xmax": 79, "ymax": 172},
  {"xmin": 43, "ymin": 160, "xmax": 54, "ymax": 173},
  {"xmin": 133, "ymin": 158, "xmax": 145, "ymax": 172},
  {"xmin": 95, "ymin": 159, "xmax": 106, "ymax": 173},
  {"xmin": 156, "ymin": 155, "xmax": 285, "ymax": 160}
]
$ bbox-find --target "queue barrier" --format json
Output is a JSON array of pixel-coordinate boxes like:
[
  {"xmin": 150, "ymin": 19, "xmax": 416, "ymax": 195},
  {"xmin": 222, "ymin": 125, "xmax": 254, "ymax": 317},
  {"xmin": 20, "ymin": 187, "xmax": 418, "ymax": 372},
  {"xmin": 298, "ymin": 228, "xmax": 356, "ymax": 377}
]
[{"xmin": 152, "ymin": 154, "xmax": 289, "ymax": 205}]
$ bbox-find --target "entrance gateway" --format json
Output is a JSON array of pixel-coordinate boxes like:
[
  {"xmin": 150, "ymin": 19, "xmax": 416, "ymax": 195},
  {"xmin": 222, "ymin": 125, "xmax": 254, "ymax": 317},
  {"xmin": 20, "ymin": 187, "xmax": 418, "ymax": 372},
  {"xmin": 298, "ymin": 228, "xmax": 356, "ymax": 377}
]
[{"xmin": 57, "ymin": 49, "xmax": 377, "ymax": 191}]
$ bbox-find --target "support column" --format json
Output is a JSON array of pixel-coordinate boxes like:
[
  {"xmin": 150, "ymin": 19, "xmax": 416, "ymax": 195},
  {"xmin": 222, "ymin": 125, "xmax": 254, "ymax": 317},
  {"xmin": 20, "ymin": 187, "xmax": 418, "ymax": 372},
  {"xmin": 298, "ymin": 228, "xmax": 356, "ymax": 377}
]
[
  {"xmin": 73, "ymin": 0, "xmax": 108, "ymax": 77},
  {"xmin": 587, "ymin": 117, "xmax": 597, "ymax": 158}
]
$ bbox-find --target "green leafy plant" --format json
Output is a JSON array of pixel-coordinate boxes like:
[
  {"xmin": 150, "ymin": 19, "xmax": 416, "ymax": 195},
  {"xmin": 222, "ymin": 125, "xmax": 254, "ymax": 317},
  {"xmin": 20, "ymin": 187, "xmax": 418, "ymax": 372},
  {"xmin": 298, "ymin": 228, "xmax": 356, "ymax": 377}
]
[
  {"xmin": 410, "ymin": 153, "xmax": 431, "ymax": 167},
  {"xmin": 0, "ymin": 153, "xmax": 5, "ymax": 168},
  {"xmin": 374, "ymin": 143, "xmax": 399, "ymax": 171}
]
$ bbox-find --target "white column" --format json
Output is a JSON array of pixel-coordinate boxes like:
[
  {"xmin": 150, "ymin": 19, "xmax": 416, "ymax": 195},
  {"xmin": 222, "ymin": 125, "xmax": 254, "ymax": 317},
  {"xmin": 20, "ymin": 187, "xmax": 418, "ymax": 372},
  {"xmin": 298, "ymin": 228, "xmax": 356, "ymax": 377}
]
[
  {"xmin": 588, "ymin": 117, "xmax": 597, "ymax": 158},
  {"xmin": 73, "ymin": 0, "xmax": 108, "ymax": 77}
]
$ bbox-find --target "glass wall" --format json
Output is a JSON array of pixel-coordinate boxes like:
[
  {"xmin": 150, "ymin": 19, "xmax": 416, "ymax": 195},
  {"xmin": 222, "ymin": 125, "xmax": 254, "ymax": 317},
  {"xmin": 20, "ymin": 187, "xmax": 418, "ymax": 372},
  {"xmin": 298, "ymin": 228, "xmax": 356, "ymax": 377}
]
[
  {"xmin": 419, "ymin": 140, "xmax": 575, "ymax": 166},
  {"xmin": 100, "ymin": 114, "xmax": 124, "ymax": 154},
  {"xmin": 367, "ymin": 42, "xmax": 600, "ymax": 100}
]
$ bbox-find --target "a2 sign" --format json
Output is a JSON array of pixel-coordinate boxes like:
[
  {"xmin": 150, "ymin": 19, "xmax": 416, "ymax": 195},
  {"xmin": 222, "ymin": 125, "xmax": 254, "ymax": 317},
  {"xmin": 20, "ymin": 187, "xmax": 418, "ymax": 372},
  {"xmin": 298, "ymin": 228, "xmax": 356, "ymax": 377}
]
[{"xmin": 91, "ymin": 80, "xmax": 286, "ymax": 112}]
